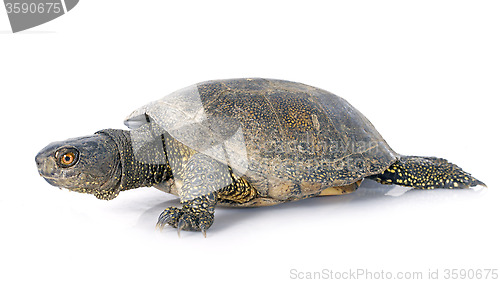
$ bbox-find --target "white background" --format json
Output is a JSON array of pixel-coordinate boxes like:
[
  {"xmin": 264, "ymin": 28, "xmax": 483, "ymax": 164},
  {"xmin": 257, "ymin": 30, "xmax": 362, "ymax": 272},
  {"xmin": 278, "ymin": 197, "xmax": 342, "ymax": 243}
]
[{"xmin": 1, "ymin": 1, "xmax": 498, "ymax": 282}]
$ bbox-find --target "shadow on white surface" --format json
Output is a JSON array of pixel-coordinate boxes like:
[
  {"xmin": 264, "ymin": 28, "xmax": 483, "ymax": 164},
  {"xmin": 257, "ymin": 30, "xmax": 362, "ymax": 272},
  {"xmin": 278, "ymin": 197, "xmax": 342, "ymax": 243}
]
[{"xmin": 135, "ymin": 179, "xmax": 487, "ymax": 236}]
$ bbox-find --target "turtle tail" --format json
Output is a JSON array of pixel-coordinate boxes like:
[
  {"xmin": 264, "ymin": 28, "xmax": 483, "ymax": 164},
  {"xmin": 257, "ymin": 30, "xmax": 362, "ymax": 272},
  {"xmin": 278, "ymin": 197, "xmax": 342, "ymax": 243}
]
[{"xmin": 368, "ymin": 155, "xmax": 485, "ymax": 189}]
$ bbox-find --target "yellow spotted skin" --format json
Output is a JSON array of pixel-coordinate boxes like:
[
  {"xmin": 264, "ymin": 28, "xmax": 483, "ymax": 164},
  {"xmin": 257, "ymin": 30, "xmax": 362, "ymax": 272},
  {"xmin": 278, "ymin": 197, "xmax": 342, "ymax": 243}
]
[
  {"xmin": 217, "ymin": 169, "xmax": 257, "ymax": 204},
  {"xmin": 369, "ymin": 156, "xmax": 485, "ymax": 189}
]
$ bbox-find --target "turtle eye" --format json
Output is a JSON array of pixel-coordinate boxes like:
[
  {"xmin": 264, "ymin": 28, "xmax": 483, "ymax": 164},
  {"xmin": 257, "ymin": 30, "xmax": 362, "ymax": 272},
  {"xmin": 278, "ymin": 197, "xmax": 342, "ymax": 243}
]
[{"xmin": 56, "ymin": 148, "xmax": 79, "ymax": 168}]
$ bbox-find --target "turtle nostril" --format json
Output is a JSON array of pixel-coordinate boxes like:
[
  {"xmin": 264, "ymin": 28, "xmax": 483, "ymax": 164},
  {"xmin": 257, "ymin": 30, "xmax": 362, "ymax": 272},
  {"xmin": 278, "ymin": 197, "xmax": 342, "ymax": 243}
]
[
  {"xmin": 35, "ymin": 153, "xmax": 45, "ymax": 169},
  {"xmin": 35, "ymin": 152, "xmax": 54, "ymax": 176},
  {"xmin": 35, "ymin": 157, "xmax": 41, "ymax": 168}
]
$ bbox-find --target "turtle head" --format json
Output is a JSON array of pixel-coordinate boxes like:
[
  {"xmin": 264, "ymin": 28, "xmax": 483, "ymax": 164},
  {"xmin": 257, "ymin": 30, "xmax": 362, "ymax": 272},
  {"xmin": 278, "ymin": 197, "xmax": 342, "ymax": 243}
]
[{"xmin": 35, "ymin": 132, "xmax": 122, "ymax": 200}]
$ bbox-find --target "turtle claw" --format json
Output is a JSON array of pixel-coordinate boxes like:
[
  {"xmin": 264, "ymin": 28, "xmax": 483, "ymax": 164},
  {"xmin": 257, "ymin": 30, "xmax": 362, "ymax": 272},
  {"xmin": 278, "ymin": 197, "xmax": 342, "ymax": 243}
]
[
  {"xmin": 156, "ymin": 207, "xmax": 180, "ymax": 231},
  {"xmin": 156, "ymin": 206, "xmax": 214, "ymax": 236},
  {"xmin": 201, "ymin": 228, "xmax": 207, "ymax": 238},
  {"xmin": 156, "ymin": 223, "xmax": 164, "ymax": 231},
  {"xmin": 177, "ymin": 222, "xmax": 183, "ymax": 237},
  {"xmin": 177, "ymin": 216, "xmax": 187, "ymax": 237}
]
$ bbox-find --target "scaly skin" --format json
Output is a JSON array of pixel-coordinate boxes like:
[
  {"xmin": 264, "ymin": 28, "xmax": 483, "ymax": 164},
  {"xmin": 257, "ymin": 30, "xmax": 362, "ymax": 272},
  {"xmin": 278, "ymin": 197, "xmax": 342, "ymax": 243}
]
[
  {"xmin": 369, "ymin": 156, "xmax": 485, "ymax": 189},
  {"xmin": 157, "ymin": 193, "xmax": 217, "ymax": 237},
  {"xmin": 155, "ymin": 153, "xmax": 233, "ymax": 236}
]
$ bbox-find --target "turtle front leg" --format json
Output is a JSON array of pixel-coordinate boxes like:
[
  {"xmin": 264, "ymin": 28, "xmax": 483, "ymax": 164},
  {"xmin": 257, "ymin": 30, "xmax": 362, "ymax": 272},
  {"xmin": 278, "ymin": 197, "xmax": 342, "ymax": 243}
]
[
  {"xmin": 156, "ymin": 153, "xmax": 233, "ymax": 237},
  {"xmin": 157, "ymin": 193, "xmax": 217, "ymax": 237}
]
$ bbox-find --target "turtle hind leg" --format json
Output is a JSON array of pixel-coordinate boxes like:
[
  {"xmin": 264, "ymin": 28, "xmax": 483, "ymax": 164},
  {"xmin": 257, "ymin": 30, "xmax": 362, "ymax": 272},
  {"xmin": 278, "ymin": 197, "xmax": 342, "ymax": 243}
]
[{"xmin": 368, "ymin": 155, "xmax": 485, "ymax": 189}]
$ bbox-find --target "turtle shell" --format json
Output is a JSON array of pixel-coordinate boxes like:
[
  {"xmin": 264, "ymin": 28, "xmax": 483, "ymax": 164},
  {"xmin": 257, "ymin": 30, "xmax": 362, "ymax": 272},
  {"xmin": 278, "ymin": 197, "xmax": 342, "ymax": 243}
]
[{"xmin": 125, "ymin": 78, "xmax": 398, "ymax": 197}]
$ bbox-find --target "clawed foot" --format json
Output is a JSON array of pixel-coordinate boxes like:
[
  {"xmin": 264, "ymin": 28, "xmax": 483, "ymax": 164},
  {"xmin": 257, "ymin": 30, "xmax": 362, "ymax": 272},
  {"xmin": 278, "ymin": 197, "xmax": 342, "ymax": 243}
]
[{"xmin": 156, "ymin": 206, "xmax": 214, "ymax": 237}]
